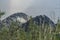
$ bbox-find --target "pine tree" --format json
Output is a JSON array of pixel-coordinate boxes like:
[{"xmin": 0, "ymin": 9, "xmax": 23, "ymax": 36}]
[
  {"xmin": 9, "ymin": 21, "xmax": 26, "ymax": 40},
  {"xmin": 28, "ymin": 16, "xmax": 40, "ymax": 40},
  {"xmin": 54, "ymin": 18, "xmax": 60, "ymax": 40},
  {"xmin": 0, "ymin": 11, "xmax": 5, "ymax": 18},
  {"xmin": 0, "ymin": 26, "xmax": 9, "ymax": 40}
]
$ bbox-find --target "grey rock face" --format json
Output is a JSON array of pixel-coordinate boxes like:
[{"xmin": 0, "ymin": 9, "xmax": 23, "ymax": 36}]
[{"xmin": 2, "ymin": 12, "xmax": 29, "ymax": 26}]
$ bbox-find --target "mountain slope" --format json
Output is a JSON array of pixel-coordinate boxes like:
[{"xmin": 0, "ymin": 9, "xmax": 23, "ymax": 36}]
[
  {"xmin": 23, "ymin": 15, "xmax": 55, "ymax": 31},
  {"xmin": 2, "ymin": 12, "xmax": 29, "ymax": 26},
  {"xmin": 1, "ymin": 13, "xmax": 55, "ymax": 31}
]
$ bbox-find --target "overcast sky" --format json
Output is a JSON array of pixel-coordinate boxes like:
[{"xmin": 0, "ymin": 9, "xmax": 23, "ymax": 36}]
[{"xmin": 0, "ymin": 0, "xmax": 60, "ymax": 23}]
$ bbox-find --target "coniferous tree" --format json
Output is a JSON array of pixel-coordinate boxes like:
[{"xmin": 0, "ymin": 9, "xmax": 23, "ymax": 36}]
[
  {"xmin": 0, "ymin": 26, "xmax": 9, "ymax": 40},
  {"xmin": 54, "ymin": 18, "xmax": 60, "ymax": 40},
  {"xmin": 28, "ymin": 16, "xmax": 40, "ymax": 40},
  {"xmin": 8, "ymin": 22, "xmax": 26, "ymax": 40},
  {"xmin": 0, "ymin": 11, "xmax": 5, "ymax": 18}
]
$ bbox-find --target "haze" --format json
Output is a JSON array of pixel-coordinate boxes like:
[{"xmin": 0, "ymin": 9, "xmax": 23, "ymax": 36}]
[{"xmin": 0, "ymin": 0, "xmax": 60, "ymax": 23}]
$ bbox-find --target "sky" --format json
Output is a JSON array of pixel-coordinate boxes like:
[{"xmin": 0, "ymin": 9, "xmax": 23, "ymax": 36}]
[{"xmin": 0, "ymin": 0, "xmax": 60, "ymax": 23}]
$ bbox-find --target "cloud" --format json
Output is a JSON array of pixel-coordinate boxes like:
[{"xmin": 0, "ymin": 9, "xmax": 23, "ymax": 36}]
[
  {"xmin": 9, "ymin": 0, "xmax": 34, "ymax": 14},
  {"xmin": 24, "ymin": 0, "xmax": 60, "ymax": 23},
  {"xmin": 1, "ymin": 0, "xmax": 34, "ymax": 20},
  {"xmin": 0, "ymin": 0, "xmax": 60, "ymax": 23}
]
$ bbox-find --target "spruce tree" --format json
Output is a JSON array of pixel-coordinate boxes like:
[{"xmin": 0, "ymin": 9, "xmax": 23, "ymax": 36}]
[
  {"xmin": 28, "ymin": 16, "xmax": 40, "ymax": 40},
  {"xmin": 54, "ymin": 18, "xmax": 60, "ymax": 40}
]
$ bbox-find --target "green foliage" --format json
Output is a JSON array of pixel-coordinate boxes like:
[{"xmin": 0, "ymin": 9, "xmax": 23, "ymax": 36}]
[
  {"xmin": 0, "ymin": 12, "xmax": 5, "ymax": 18},
  {"xmin": 0, "ymin": 16, "xmax": 60, "ymax": 40},
  {"xmin": 54, "ymin": 19, "xmax": 60, "ymax": 40},
  {"xmin": 0, "ymin": 26, "xmax": 9, "ymax": 40},
  {"xmin": 0, "ymin": 22, "xmax": 27, "ymax": 40}
]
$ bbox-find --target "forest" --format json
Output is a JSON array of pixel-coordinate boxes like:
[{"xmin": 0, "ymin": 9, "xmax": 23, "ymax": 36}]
[{"xmin": 0, "ymin": 12, "xmax": 60, "ymax": 40}]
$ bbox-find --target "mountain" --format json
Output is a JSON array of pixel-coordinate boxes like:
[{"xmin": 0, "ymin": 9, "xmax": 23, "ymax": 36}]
[
  {"xmin": 2, "ymin": 13, "xmax": 29, "ymax": 26},
  {"xmin": 1, "ymin": 13, "xmax": 55, "ymax": 31},
  {"xmin": 33, "ymin": 15, "xmax": 55, "ymax": 26},
  {"xmin": 22, "ymin": 15, "xmax": 55, "ymax": 31}
]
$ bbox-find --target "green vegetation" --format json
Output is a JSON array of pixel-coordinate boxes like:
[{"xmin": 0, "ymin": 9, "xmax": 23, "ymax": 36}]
[
  {"xmin": 0, "ymin": 11, "xmax": 5, "ymax": 18},
  {"xmin": 0, "ymin": 13, "xmax": 60, "ymax": 40}
]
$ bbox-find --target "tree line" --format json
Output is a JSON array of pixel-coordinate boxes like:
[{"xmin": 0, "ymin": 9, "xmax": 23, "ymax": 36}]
[{"xmin": 0, "ymin": 12, "xmax": 60, "ymax": 40}]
